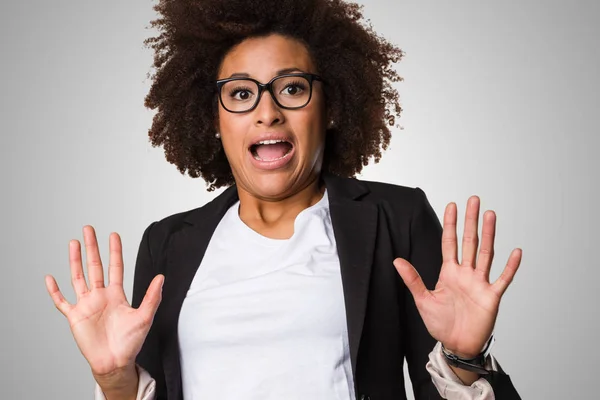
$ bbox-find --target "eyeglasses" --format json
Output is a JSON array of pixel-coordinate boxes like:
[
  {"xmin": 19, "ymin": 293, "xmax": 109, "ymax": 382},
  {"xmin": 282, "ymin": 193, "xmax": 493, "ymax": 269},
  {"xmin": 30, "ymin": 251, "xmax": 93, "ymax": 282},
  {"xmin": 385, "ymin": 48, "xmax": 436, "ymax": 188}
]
[{"xmin": 216, "ymin": 72, "xmax": 323, "ymax": 113}]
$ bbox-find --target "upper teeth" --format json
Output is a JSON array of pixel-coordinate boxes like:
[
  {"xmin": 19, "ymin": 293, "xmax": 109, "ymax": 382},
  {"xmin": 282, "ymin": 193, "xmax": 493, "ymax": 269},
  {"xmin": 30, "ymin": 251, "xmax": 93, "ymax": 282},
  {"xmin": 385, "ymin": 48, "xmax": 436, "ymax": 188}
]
[{"xmin": 257, "ymin": 139, "xmax": 286, "ymax": 145}]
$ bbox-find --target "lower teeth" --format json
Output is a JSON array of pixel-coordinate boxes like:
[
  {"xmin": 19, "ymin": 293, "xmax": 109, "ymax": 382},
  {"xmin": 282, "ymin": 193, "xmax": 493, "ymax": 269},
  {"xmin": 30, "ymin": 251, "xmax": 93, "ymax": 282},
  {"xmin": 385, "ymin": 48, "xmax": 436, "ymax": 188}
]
[{"xmin": 253, "ymin": 151, "xmax": 291, "ymax": 161}]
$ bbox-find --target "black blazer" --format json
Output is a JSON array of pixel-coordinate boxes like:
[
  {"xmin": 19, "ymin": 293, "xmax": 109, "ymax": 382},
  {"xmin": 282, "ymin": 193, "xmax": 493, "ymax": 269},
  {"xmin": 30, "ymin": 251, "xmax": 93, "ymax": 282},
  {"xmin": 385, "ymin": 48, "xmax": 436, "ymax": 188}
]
[{"xmin": 131, "ymin": 173, "xmax": 520, "ymax": 400}]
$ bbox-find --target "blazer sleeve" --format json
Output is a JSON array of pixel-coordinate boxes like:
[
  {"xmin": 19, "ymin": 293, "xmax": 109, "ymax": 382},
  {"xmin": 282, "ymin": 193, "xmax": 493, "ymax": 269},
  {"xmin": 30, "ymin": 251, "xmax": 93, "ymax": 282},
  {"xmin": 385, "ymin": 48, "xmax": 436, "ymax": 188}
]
[
  {"xmin": 131, "ymin": 222, "xmax": 167, "ymax": 397},
  {"xmin": 402, "ymin": 187, "xmax": 446, "ymax": 399},
  {"xmin": 403, "ymin": 188, "xmax": 521, "ymax": 400}
]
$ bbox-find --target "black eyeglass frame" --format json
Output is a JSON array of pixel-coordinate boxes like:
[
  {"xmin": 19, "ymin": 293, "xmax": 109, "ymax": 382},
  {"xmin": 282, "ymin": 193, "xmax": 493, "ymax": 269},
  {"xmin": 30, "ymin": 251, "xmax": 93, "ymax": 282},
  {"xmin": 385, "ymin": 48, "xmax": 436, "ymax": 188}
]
[{"xmin": 216, "ymin": 72, "xmax": 323, "ymax": 113}]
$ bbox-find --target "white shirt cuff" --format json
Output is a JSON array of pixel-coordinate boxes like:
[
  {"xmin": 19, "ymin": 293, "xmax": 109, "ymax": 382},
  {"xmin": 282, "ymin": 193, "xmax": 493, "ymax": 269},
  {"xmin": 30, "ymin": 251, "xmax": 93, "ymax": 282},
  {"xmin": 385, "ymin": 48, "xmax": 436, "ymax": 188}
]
[
  {"xmin": 94, "ymin": 364, "xmax": 157, "ymax": 400},
  {"xmin": 426, "ymin": 341, "xmax": 500, "ymax": 400}
]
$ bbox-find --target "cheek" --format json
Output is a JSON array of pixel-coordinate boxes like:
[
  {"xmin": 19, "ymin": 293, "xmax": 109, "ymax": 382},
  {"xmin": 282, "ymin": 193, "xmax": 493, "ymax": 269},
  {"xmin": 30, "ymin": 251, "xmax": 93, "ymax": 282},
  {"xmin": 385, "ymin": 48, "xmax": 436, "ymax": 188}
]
[
  {"xmin": 295, "ymin": 120, "xmax": 326, "ymax": 159},
  {"xmin": 217, "ymin": 104, "xmax": 245, "ymax": 129},
  {"xmin": 307, "ymin": 111, "xmax": 327, "ymax": 148},
  {"xmin": 218, "ymin": 114, "xmax": 249, "ymax": 148},
  {"xmin": 295, "ymin": 102, "xmax": 326, "ymax": 147}
]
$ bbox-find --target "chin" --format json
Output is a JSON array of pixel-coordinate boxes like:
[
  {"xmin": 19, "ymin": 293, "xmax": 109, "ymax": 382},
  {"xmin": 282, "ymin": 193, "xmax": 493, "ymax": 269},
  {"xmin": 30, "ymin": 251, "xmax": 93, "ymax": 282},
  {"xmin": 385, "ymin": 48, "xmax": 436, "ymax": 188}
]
[{"xmin": 247, "ymin": 172, "xmax": 299, "ymax": 199}]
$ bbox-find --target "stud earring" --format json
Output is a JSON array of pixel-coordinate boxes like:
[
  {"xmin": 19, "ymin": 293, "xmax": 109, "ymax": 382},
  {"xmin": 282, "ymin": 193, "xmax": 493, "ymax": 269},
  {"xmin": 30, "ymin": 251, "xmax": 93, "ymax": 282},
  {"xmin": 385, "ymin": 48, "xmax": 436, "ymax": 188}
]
[{"xmin": 215, "ymin": 132, "xmax": 221, "ymax": 139}]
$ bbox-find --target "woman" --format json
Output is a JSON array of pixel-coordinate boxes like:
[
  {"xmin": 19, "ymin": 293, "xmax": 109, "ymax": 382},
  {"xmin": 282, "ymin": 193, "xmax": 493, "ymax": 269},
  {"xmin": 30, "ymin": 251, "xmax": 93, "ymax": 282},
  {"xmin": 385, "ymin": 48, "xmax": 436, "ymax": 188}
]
[{"xmin": 45, "ymin": 0, "xmax": 523, "ymax": 399}]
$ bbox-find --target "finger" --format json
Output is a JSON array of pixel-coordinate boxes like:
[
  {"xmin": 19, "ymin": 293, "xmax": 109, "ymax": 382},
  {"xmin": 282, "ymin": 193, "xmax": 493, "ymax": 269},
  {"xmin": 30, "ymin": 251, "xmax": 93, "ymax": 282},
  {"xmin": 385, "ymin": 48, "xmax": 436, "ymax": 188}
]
[
  {"xmin": 45, "ymin": 275, "xmax": 74, "ymax": 317},
  {"xmin": 83, "ymin": 225, "xmax": 105, "ymax": 289},
  {"xmin": 441, "ymin": 202, "xmax": 458, "ymax": 263},
  {"xmin": 461, "ymin": 196, "xmax": 480, "ymax": 268},
  {"xmin": 475, "ymin": 210, "xmax": 496, "ymax": 280},
  {"xmin": 137, "ymin": 275, "xmax": 165, "ymax": 324},
  {"xmin": 69, "ymin": 240, "xmax": 89, "ymax": 299},
  {"xmin": 108, "ymin": 232, "xmax": 124, "ymax": 288},
  {"xmin": 491, "ymin": 248, "xmax": 522, "ymax": 297},
  {"xmin": 393, "ymin": 258, "xmax": 431, "ymax": 303}
]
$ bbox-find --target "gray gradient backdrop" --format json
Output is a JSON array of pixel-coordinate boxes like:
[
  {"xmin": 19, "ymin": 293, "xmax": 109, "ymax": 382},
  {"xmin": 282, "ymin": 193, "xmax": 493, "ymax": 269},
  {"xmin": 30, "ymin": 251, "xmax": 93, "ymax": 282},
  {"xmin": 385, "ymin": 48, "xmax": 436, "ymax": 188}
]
[{"xmin": 1, "ymin": 0, "xmax": 598, "ymax": 399}]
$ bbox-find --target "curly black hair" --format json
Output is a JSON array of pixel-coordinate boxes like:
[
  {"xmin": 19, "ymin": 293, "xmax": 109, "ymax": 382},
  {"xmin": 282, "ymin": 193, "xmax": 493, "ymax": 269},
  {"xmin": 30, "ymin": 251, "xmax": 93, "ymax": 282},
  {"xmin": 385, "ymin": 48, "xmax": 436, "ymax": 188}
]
[{"xmin": 144, "ymin": 0, "xmax": 403, "ymax": 191}]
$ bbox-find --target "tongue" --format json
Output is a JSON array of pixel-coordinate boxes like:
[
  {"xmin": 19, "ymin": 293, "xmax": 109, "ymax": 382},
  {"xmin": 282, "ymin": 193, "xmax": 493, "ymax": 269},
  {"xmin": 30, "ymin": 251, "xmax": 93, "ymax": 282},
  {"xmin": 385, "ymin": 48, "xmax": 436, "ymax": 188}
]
[{"xmin": 255, "ymin": 143, "xmax": 291, "ymax": 160}]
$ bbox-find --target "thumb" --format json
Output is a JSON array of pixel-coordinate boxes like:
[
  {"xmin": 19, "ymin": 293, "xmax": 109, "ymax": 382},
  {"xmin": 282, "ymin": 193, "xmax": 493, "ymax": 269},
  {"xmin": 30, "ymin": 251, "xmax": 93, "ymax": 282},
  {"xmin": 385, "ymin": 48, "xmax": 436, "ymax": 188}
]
[
  {"xmin": 138, "ymin": 274, "xmax": 164, "ymax": 323},
  {"xmin": 393, "ymin": 258, "xmax": 429, "ymax": 302}
]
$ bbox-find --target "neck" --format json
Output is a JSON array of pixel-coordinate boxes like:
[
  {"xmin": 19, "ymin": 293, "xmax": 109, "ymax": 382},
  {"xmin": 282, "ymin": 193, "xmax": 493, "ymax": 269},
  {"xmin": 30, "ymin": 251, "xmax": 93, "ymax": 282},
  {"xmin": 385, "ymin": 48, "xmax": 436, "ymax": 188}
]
[{"xmin": 237, "ymin": 174, "xmax": 325, "ymax": 229}]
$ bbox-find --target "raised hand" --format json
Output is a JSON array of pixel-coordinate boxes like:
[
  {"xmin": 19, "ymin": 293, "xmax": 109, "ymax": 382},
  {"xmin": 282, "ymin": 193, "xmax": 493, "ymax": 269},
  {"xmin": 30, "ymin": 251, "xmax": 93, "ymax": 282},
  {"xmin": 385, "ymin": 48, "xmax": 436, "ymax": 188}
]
[
  {"xmin": 394, "ymin": 196, "xmax": 522, "ymax": 359},
  {"xmin": 45, "ymin": 226, "xmax": 164, "ymax": 379}
]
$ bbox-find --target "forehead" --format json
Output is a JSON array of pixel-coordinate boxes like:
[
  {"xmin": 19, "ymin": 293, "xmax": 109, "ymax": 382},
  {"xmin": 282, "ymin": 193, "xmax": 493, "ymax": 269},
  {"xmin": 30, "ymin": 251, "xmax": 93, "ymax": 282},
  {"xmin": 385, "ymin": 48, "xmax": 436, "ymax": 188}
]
[{"xmin": 218, "ymin": 34, "xmax": 316, "ymax": 80}]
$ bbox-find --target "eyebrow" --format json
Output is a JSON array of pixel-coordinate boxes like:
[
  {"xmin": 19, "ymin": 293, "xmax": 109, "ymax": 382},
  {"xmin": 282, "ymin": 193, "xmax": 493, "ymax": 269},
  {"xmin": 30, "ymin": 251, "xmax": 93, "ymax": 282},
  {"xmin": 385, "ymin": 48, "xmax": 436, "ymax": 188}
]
[{"xmin": 226, "ymin": 67, "xmax": 306, "ymax": 79}]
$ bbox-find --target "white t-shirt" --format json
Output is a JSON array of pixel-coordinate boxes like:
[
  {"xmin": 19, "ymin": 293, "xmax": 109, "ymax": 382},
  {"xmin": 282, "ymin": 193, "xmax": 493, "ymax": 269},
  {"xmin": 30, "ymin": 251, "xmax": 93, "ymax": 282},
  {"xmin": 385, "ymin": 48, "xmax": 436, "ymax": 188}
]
[{"xmin": 177, "ymin": 190, "xmax": 356, "ymax": 400}]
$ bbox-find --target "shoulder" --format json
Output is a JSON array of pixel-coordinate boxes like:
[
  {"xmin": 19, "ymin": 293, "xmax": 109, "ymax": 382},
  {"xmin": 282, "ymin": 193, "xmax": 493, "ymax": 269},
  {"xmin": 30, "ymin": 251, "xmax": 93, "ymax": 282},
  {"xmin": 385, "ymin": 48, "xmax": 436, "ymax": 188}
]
[
  {"xmin": 352, "ymin": 176, "xmax": 432, "ymax": 213},
  {"xmin": 346, "ymin": 177, "xmax": 441, "ymax": 236},
  {"xmin": 358, "ymin": 177, "xmax": 420, "ymax": 198},
  {"xmin": 346, "ymin": 177, "xmax": 441, "ymax": 257},
  {"xmin": 141, "ymin": 188, "xmax": 235, "ymax": 251},
  {"xmin": 137, "ymin": 208, "xmax": 195, "ymax": 258}
]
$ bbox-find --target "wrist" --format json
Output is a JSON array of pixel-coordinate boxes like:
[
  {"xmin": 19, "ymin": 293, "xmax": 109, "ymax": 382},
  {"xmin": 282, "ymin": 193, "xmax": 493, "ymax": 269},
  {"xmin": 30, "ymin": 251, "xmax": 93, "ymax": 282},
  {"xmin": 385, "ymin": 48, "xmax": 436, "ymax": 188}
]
[
  {"xmin": 441, "ymin": 346, "xmax": 479, "ymax": 360},
  {"xmin": 441, "ymin": 334, "xmax": 495, "ymax": 376},
  {"xmin": 447, "ymin": 363, "xmax": 480, "ymax": 386},
  {"xmin": 94, "ymin": 364, "xmax": 139, "ymax": 400},
  {"xmin": 441, "ymin": 334, "xmax": 494, "ymax": 359}
]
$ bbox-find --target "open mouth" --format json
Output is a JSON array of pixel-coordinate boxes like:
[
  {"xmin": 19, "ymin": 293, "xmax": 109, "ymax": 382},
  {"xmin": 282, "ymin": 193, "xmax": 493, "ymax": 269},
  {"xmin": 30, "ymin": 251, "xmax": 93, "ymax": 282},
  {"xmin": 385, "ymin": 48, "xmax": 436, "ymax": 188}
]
[{"xmin": 249, "ymin": 139, "xmax": 294, "ymax": 161}]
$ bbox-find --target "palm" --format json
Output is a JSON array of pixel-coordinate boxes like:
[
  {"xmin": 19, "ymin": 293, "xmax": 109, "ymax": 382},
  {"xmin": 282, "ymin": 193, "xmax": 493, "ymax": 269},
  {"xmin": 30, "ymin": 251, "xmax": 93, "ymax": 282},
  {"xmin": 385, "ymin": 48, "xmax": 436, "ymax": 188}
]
[
  {"xmin": 394, "ymin": 196, "xmax": 522, "ymax": 358},
  {"xmin": 68, "ymin": 285, "xmax": 147, "ymax": 376},
  {"xmin": 45, "ymin": 226, "xmax": 164, "ymax": 377}
]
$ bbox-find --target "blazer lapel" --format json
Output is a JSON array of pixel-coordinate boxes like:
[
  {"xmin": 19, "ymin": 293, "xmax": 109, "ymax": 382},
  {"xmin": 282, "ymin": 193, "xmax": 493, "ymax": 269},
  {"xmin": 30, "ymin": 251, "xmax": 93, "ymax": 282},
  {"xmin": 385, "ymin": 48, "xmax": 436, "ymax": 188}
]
[
  {"xmin": 160, "ymin": 185, "xmax": 240, "ymax": 400},
  {"xmin": 322, "ymin": 173, "xmax": 378, "ymax": 381}
]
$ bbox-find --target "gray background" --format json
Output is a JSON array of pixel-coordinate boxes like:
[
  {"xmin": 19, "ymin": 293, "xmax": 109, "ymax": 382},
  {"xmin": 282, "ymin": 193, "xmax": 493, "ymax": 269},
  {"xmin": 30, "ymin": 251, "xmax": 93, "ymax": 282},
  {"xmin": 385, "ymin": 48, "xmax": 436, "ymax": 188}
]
[{"xmin": 1, "ymin": 0, "xmax": 598, "ymax": 398}]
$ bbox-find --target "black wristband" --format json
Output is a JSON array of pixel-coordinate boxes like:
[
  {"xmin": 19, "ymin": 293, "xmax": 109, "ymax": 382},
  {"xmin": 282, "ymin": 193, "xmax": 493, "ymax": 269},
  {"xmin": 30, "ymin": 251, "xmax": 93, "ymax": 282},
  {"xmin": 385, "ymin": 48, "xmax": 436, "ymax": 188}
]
[{"xmin": 441, "ymin": 334, "xmax": 495, "ymax": 375}]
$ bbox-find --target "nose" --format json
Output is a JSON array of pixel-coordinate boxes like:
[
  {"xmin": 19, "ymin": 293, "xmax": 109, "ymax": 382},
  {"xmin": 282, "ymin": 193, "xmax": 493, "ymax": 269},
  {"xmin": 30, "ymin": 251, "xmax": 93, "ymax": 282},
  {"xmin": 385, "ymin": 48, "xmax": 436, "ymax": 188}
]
[{"xmin": 254, "ymin": 89, "xmax": 284, "ymax": 126}]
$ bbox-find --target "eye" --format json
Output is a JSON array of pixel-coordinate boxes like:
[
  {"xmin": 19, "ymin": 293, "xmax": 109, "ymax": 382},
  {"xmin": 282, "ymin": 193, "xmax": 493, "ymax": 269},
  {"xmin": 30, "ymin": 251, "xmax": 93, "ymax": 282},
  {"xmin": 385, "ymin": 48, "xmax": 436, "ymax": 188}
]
[
  {"xmin": 228, "ymin": 86, "xmax": 255, "ymax": 101},
  {"xmin": 280, "ymin": 80, "xmax": 307, "ymax": 96}
]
